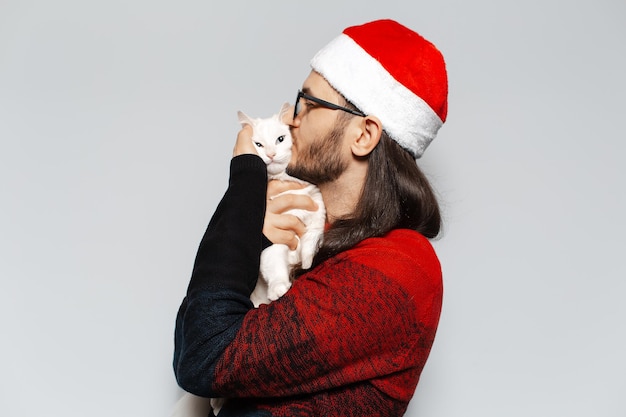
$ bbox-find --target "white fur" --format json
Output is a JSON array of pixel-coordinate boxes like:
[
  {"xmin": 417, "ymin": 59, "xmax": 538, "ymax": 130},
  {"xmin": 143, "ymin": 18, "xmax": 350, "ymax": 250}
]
[
  {"xmin": 172, "ymin": 104, "xmax": 325, "ymax": 417},
  {"xmin": 238, "ymin": 103, "xmax": 326, "ymax": 307}
]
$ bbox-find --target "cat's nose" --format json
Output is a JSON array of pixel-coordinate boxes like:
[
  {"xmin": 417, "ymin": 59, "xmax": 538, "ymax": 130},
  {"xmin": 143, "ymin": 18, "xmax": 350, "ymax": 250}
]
[{"xmin": 267, "ymin": 152, "xmax": 276, "ymax": 159}]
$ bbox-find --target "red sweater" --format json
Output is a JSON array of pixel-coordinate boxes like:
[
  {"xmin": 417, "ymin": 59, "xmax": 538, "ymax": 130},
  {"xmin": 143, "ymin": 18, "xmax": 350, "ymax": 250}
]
[{"xmin": 174, "ymin": 155, "xmax": 443, "ymax": 417}]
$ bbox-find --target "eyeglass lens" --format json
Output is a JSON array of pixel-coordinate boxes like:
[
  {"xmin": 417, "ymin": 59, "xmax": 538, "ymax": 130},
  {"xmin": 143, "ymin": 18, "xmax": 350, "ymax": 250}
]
[{"xmin": 293, "ymin": 91, "xmax": 302, "ymax": 119}]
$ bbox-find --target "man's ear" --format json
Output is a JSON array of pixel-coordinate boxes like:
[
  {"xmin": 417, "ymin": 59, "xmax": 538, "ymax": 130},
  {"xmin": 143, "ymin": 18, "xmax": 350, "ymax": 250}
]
[{"xmin": 350, "ymin": 115, "xmax": 382, "ymax": 157}]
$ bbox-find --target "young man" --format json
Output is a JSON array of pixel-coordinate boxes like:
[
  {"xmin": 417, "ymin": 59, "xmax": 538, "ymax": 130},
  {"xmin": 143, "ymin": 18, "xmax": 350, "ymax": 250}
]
[{"xmin": 174, "ymin": 19, "xmax": 448, "ymax": 417}]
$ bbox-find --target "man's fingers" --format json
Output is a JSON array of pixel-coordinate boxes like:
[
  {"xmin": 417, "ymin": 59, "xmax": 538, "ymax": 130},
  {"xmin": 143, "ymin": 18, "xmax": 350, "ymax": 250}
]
[
  {"xmin": 268, "ymin": 193, "xmax": 318, "ymax": 214},
  {"xmin": 267, "ymin": 180, "xmax": 305, "ymax": 196},
  {"xmin": 274, "ymin": 229, "xmax": 300, "ymax": 251},
  {"xmin": 263, "ymin": 179, "xmax": 321, "ymax": 250},
  {"xmin": 263, "ymin": 214, "xmax": 305, "ymax": 250},
  {"xmin": 271, "ymin": 214, "xmax": 306, "ymax": 236}
]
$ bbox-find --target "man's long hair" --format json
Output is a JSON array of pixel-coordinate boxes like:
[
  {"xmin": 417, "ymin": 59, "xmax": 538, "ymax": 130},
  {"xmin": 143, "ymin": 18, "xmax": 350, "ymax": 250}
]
[{"xmin": 311, "ymin": 124, "xmax": 442, "ymax": 268}]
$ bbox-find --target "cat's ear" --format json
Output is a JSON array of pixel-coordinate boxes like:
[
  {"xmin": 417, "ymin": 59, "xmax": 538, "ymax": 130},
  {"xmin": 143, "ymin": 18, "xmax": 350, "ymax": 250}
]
[
  {"xmin": 278, "ymin": 102, "xmax": 291, "ymax": 123},
  {"xmin": 237, "ymin": 110, "xmax": 254, "ymax": 127}
]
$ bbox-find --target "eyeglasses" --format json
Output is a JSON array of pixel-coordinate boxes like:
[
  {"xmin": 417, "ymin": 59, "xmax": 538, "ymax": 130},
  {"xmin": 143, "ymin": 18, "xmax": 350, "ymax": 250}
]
[{"xmin": 294, "ymin": 90, "xmax": 366, "ymax": 120}]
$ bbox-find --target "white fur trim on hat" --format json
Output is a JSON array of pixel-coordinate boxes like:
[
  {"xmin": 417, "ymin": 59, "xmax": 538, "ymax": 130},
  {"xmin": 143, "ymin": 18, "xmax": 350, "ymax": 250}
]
[{"xmin": 310, "ymin": 34, "xmax": 443, "ymax": 158}]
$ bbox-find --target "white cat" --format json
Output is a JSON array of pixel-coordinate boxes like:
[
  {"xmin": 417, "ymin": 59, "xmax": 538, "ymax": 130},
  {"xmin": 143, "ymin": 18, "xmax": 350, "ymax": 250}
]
[
  {"xmin": 172, "ymin": 103, "xmax": 326, "ymax": 417},
  {"xmin": 240, "ymin": 103, "xmax": 326, "ymax": 307}
]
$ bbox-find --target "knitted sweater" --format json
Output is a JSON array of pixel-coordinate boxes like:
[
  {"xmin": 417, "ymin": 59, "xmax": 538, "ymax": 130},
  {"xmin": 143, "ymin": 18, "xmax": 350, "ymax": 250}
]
[{"xmin": 174, "ymin": 154, "xmax": 443, "ymax": 417}]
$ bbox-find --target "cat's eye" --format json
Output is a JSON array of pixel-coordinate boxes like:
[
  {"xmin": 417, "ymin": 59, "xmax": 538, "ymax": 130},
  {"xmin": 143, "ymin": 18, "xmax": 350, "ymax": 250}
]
[
  {"xmin": 276, "ymin": 135, "xmax": 285, "ymax": 144},
  {"xmin": 254, "ymin": 142, "xmax": 263, "ymax": 148}
]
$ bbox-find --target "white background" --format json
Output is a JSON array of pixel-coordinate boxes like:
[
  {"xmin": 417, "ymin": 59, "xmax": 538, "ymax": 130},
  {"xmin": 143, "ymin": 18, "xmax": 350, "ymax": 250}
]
[{"xmin": 1, "ymin": 1, "xmax": 625, "ymax": 416}]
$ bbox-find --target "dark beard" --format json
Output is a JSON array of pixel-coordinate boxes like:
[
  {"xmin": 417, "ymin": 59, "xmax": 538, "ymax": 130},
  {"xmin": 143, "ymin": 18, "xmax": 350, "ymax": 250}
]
[{"xmin": 286, "ymin": 123, "xmax": 348, "ymax": 185}]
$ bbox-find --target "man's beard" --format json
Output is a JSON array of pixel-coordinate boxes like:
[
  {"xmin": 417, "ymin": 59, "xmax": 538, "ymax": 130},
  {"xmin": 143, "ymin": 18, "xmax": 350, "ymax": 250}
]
[{"xmin": 286, "ymin": 123, "xmax": 348, "ymax": 185}]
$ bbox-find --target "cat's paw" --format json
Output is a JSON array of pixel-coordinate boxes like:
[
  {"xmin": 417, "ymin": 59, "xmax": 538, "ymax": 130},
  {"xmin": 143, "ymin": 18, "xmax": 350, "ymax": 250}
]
[
  {"xmin": 301, "ymin": 256, "xmax": 313, "ymax": 270},
  {"xmin": 267, "ymin": 281, "xmax": 291, "ymax": 301}
]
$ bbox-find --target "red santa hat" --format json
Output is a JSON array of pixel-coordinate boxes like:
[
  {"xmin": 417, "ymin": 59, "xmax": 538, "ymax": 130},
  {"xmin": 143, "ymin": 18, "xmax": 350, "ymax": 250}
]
[{"xmin": 310, "ymin": 19, "xmax": 448, "ymax": 158}]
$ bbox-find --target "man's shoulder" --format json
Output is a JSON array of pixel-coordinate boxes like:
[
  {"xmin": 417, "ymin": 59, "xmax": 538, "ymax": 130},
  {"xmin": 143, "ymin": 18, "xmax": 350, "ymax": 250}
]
[
  {"xmin": 338, "ymin": 229, "xmax": 441, "ymax": 287},
  {"xmin": 350, "ymin": 229, "xmax": 437, "ymax": 262}
]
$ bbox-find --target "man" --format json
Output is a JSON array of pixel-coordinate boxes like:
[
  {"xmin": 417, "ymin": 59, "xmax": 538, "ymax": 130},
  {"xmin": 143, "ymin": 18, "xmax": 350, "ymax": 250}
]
[{"xmin": 174, "ymin": 19, "xmax": 448, "ymax": 417}]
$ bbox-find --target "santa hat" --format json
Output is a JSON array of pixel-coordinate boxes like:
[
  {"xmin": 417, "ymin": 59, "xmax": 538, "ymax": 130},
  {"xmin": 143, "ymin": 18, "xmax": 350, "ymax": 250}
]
[{"xmin": 310, "ymin": 19, "xmax": 448, "ymax": 158}]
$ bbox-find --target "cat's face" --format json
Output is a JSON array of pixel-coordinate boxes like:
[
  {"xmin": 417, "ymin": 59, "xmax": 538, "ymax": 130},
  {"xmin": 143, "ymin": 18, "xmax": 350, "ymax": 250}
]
[
  {"xmin": 238, "ymin": 108, "xmax": 293, "ymax": 176},
  {"xmin": 250, "ymin": 115, "xmax": 292, "ymax": 176}
]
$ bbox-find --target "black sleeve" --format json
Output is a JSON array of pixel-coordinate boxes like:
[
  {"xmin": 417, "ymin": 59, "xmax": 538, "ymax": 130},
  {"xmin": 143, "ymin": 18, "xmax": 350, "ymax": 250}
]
[{"xmin": 173, "ymin": 154, "xmax": 267, "ymax": 396}]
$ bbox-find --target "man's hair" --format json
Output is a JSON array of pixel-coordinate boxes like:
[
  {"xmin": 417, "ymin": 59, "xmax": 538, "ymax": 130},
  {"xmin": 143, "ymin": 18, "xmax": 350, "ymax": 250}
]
[{"xmin": 310, "ymin": 109, "xmax": 442, "ymax": 268}]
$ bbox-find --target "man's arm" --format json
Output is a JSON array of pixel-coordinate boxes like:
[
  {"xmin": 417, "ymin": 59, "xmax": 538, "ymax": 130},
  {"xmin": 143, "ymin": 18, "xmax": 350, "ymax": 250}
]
[{"xmin": 173, "ymin": 153, "xmax": 267, "ymax": 396}]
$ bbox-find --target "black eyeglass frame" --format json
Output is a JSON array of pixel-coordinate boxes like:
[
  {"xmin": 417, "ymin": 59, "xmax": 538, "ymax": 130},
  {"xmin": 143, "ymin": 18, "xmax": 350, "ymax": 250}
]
[{"xmin": 294, "ymin": 90, "xmax": 366, "ymax": 119}]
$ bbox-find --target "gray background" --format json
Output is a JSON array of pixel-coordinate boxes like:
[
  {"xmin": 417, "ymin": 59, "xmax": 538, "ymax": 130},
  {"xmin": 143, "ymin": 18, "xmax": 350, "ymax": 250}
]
[{"xmin": 1, "ymin": 0, "xmax": 625, "ymax": 416}]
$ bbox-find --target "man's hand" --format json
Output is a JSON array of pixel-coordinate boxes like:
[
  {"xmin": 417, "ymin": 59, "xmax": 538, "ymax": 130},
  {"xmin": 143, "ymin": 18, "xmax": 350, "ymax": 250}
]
[
  {"xmin": 233, "ymin": 124, "xmax": 258, "ymax": 157},
  {"xmin": 264, "ymin": 180, "xmax": 319, "ymax": 250}
]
